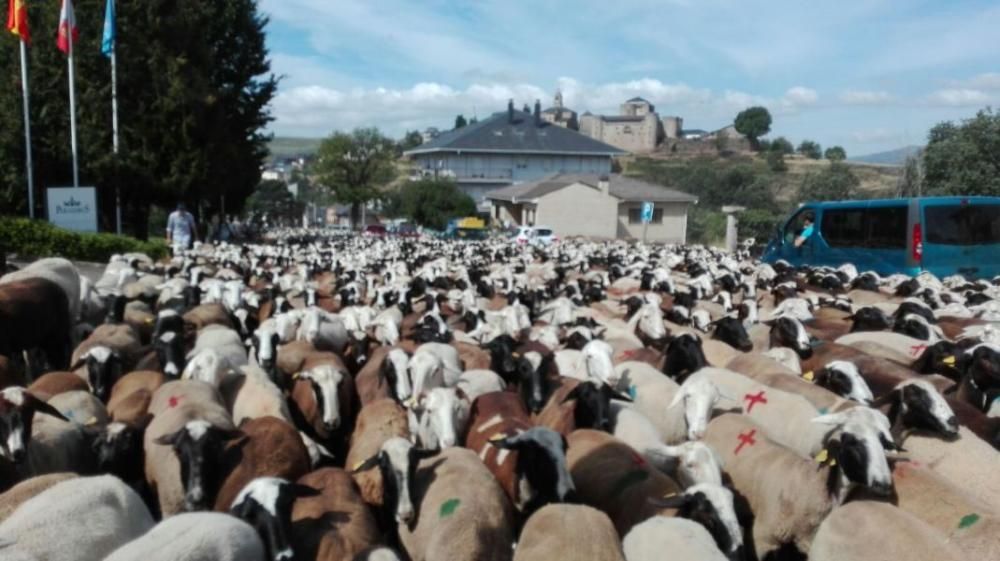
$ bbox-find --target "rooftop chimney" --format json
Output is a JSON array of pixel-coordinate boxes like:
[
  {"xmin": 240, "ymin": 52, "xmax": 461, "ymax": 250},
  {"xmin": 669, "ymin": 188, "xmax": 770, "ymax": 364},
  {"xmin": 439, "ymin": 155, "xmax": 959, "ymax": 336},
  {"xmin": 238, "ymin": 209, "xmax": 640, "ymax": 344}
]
[
  {"xmin": 534, "ymin": 99, "xmax": 542, "ymax": 125},
  {"xmin": 598, "ymin": 175, "xmax": 610, "ymax": 196},
  {"xmin": 508, "ymin": 99, "xmax": 514, "ymax": 123}
]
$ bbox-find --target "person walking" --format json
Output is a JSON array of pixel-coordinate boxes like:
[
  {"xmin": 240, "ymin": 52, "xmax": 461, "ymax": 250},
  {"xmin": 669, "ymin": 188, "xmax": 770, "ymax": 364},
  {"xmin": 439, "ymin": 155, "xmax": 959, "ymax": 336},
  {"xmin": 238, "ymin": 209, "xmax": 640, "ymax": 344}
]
[{"xmin": 166, "ymin": 202, "xmax": 198, "ymax": 256}]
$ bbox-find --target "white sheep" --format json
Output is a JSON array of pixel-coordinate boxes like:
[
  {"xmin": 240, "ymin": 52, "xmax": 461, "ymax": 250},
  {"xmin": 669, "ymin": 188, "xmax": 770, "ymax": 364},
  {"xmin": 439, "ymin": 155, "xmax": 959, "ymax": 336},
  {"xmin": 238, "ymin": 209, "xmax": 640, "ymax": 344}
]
[
  {"xmin": 0, "ymin": 475, "xmax": 154, "ymax": 561},
  {"xmin": 614, "ymin": 361, "xmax": 721, "ymax": 444},
  {"xmin": 622, "ymin": 516, "xmax": 728, "ymax": 561},
  {"xmin": 104, "ymin": 511, "xmax": 266, "ymax": 561},
  {"xmin": 809, "ymin": 501, "xmax": 962, "ymax": 561}
]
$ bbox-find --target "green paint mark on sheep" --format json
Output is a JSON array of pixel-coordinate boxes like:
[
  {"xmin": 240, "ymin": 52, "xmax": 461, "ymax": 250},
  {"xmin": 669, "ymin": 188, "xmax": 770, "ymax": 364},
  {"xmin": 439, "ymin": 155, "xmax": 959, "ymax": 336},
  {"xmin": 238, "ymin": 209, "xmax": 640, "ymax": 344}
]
[
  {"xmin": 817, "ymin": 407, "xmax": 829, "ymax": 415},
  {"xmin": 958, "ymin": 513, "xmax": 980, "ymax": 529},
  {"xmin": 611, "ymin": 470, "xmax": 649, "ymax": 496},
  {"xmin": 628, "ymin": 385, "xmax": 637, "ymax": 400},
  {"xmin": 440, "ymin": 498, "xmax": 460, "ymax": 518}
]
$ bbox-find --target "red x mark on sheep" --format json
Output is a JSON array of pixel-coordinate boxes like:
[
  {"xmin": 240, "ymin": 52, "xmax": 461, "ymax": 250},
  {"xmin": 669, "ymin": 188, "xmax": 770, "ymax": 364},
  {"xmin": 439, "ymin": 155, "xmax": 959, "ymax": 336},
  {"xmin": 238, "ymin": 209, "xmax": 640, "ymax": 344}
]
[
  {"xmin": 743, "ymin": 391, "xmax": 768, "ymax": 413},
  {"xmin": 734, "ymin": 429, "xmax": 757, "ymax": 455},
  {"xmin": 630, "ymin": 451, "xmax": 647, "ymax": 467},
  {"xmin": 168, "ymin": 396, "xmax": 182, "ymax": 408},
  {"xmin": 910, "ymin": 344, "xmax": 928, "ymax": 357}
]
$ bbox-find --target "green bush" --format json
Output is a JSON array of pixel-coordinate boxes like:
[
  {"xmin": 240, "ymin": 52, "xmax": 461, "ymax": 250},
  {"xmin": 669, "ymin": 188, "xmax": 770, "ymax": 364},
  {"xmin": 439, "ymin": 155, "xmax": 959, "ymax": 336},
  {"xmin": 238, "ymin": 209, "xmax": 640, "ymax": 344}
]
[{"xmin": 0, "ymin": 217, "xmax": 169, "ymax": 262}]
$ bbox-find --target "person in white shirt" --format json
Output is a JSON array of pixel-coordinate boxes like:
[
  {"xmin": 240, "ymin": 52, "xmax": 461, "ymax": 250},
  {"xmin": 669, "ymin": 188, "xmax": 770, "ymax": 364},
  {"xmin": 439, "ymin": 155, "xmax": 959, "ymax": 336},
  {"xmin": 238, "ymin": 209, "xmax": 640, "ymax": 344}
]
[{"xmin": 166, "ymin": 202, "xmax": 198, "ymax": 256}]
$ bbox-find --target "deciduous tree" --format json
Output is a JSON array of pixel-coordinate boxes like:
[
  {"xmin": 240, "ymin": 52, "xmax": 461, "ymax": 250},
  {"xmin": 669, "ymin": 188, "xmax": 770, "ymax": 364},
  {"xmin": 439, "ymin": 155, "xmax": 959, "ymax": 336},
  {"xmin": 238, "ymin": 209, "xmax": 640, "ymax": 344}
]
[
  {"xmin": 314, "ymin": 128, "xmax": 397, "ymax": 227},
  {"xmin": 734, "ymin": 106, "xmax": 772, "ymax": 149}
]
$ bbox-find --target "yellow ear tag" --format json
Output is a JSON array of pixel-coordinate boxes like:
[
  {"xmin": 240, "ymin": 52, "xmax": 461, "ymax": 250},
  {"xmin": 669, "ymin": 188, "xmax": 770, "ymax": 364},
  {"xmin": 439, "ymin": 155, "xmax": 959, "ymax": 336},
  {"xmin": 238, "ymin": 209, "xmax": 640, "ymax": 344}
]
[
  {"xmin": 145, "ymin": 318, "xmax": 155, "ymax": 325},
  {"xmin": 942, "ymin": 356, "xmax": 956, "ymax": 366},
  {"xmin": 352, "ymin": 460, "xmax": 365, "ymax": 471},
  {"xmin": 828, "ymin": 459, "xmax": 837, "ymax": 466},
  {"xmin": 511, "ymin": 352, "xmax": 521, "ymax": 358},
  {"xmin": 814, "ymin": 449, "xmax": 829, "ymax": 463},
  {"xmin": 802, "ymin": 371, "xmax": 815, "ymax": 382},
  {"xmin": 292, "ymin": 372, "xmax": 300, "ymax": 380},
  {"xmin": 489, "ymin": 433, "xmax": 506, "ymax": 443},
  {"xmin": 85, "ymin": 416, "xmax": 98, "ymax": 425},
  {"xmin": 662, "ymin": 492, "xmax": 678, "ymax": 498}
]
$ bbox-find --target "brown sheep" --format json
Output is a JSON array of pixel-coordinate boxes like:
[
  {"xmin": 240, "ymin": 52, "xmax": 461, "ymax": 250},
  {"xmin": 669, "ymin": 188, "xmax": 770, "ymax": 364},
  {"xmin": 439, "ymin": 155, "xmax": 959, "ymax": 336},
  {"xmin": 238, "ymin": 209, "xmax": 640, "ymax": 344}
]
[
  {"xmin": 354, "ymin": 346, "xmax": 409, "ymax": 406},
  {"xmin": 0, "ymin": 278, "xmax": 72, "ymax": 372},
  {"xmin": 398, "ymin": 447, "xmax": 515, "ymax": 561},
  {"xmin": 183, "ymin": 303, "xmax": 234, "ymax": 331},
  {"xmin": 532, "ymin": 377, "xmax": 582, "ymax": 437},
  {"xmin": 345, "ymin": 399, "xmax": 410, "ymax": 510},
  {"xmin": 513, "ymin": 504, "xmax": 625, "ymax": 561},
  {"xmin": 454, "ymin": 341, "xmax": 491, "ymax": 371},
  {"xmin": 289, "ymin": 360, "xmax": 358, "ymax": 460},
  {"xmin": 291, "ymin": 468, "xmax": 381, "ymax": 561},
  {"xmin": 566, "ymin": 429, "xmax": 681, "ymax": 536},
  {"xmin": 463, "ymin": 392, "xmax": 533, "ymax": 507},
  {"xmin": 107, "ymin": 371, "xmax": 166, "ymax": 423},
  {"xmin": 26, "ymin": 372, "xmax": 90, "ymax": 401},
  {"xmin": 0, "ymin": 354, "xmax": 27, "ymax": 390},
  {"xmin": 213, "ymin": 416, "xmax": 311, "ymax": 512},
  {"xmin": 0, "ymin": 472, "xmax": 77, "ymax": 523}
]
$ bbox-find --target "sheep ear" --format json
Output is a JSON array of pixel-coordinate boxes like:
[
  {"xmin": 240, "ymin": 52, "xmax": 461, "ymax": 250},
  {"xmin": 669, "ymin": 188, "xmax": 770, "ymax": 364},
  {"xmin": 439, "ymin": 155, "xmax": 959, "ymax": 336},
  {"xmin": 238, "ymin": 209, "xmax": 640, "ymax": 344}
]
[
  {"xmin": 28, "ymin": 396, "xmax": 70, "ymax": 423},
  {"xmin": 561, "ymin": 385, "xmax": 583, "ymax": 404},
  {"xmin": 647, "ymin": 493, "xmax": 690, "ymax": 509},
  {"xmin": 870, "ymin": 389, "xmax": 900, "ymax": 408},
  {"xmin": 351, "ymin": 453, "xmax": 381, "ymax": 473},
  {"xmin": 68, "ymin": 356, "xmax": 87, "ymax": 372},
  {"xmin": 154, "ymin": 429, "xmax": 182, "ymax": 446},
  {"xmin": 290, "ymin": 484, "xmax": 321, "ymax": 498},
  {"xmin": 811, "ymin": 411, "xmax": 851, "ymax": 426},
  {"xmin": 668, "ymin": 388, "xmax": 686, "ymax": 409}
]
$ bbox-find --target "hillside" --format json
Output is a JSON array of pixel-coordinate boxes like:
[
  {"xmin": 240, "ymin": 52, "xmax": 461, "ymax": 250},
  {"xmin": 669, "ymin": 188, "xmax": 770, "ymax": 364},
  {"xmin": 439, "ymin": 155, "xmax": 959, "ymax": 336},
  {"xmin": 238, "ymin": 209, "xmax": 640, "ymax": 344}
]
[
  {"xmin": 849, "ymin": 145, "xmax": 922, "ymax": 166},
  {"xmin": 267, "ymin": 137, "xmax": 323, "ymax": 160}
]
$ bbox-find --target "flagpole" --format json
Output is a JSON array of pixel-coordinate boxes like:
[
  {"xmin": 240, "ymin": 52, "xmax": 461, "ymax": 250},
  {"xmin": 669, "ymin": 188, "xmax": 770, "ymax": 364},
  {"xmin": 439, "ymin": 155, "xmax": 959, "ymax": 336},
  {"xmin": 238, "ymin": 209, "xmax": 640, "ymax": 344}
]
[
  {"xmin": 67, "ymin": 16, "xmax": 79, "ymax": 189},
  {"xmin": 111, "ymin": 47, "xmax": 121, "ymax": 232},
  {"xmin": 18, "ymin": 39, "xmax": 34, "ymax": 218}
]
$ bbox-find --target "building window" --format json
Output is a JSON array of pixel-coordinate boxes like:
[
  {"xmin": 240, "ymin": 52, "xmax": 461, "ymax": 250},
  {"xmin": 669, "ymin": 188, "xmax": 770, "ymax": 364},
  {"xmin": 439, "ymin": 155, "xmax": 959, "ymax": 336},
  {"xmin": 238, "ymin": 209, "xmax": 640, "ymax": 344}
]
[
  {"xmin": 623, "ymin": 126, "xmax": 633, "ymax": 134},
  {"xmin": 628, "ymin": 207, "xmax": 663, "ymax": 225}
]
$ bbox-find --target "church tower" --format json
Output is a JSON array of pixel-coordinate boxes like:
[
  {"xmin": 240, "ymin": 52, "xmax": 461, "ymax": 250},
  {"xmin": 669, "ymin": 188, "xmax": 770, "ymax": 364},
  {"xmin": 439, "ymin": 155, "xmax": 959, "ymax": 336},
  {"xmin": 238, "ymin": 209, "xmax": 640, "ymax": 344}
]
[{"xmin": 554, "ymin": 90, "xmax": 563, "ymax": 109}]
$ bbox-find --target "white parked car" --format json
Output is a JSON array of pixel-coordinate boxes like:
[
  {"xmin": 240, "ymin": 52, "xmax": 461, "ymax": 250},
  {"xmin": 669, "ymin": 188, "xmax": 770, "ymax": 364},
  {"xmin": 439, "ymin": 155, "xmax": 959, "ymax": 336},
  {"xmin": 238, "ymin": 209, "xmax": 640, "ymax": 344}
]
[{"xmin": 510, "ymin": 226, "xmax": 558, "ymax": 245}]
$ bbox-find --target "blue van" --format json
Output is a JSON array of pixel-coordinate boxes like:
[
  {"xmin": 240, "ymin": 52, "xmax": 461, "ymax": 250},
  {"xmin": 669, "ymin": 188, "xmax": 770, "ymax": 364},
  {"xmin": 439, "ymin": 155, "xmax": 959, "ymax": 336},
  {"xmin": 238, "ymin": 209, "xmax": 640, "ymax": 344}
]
[{"xmin": 760, "ymin": 197, "xmax": 1000, "ymax": 279}]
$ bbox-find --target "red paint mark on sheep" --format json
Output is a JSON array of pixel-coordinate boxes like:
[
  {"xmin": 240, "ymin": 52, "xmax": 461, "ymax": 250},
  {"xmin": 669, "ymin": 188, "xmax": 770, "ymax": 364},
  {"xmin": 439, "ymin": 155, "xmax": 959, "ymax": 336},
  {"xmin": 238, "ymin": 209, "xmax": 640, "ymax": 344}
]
[
  {"xmin": 168, "ymin": 396, "xmax": 181, "ymax": 408},
  {"xmin": 734, "ymin": 429, "xmax": 757, "ymax": 455},
  {"xmin": 743, "ymin": 391, "xmax": 768, "ymax": 413},
  {"xmin": 631, "ymin": 451, "xmax": 647, "ymax": 467},
  {"xmin": 910, "ymin": 344, "xmax": 928, "ymax": 357}
]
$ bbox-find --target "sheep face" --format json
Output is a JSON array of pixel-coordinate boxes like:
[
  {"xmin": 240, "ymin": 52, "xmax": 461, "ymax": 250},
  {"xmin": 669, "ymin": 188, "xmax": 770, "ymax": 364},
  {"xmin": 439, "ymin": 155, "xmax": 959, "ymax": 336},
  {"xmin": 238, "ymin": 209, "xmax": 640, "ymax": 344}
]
[
  {"xmin": 252, "ymin": 327, "xmax": 280, "ymax": 381},
  {"xmin": 493, "ymin": 427, "xmax": 574, "ymax": 512},
  {"xmin": 767, "ymin": 316, "xmax": 814, "ymax": 359},
  {"xmin": 93, "ymin": 421, "xmax": 143, "ymax": 478},
  {"xmin": 823, "ymin": 422, "xmax": 893, "ymax": 496},
  {"xmin": 711, "ymin": 317, "xmax": 753, "ymax": 352},
  {"xmin": 893, "ymin": 313, "xmax": 939, "ymax": 342},
  {"xmin": 414, "ymin": 388, "xmax": 468, "ymax": 449},
  {"xmin": 849, "ymin": 307, "xmax": 891, "ymax": 332},
  {"xmin": 562, "ymin": 382, "xmax": 617, "ymax": 433},
  {"xmin": 518, "ymin": 356, "xmax": 551, "ymax": 415},
  {"xmin": 0, "ymin": 388, "xmax": 67, "ymax": 463},
  {"xmin": 634, "ymin": 304, "xmax": 667, "ymax": 343},
  {"xmin": 155, "ymin": 420, "xmax": 238, "ymax": 511},
  {"xmin": 815, "ymin": 361, "xmax": 873, "ymax": 404},
  {"xmin": 155, "ymin": 331, "xmax": 186, "ymax": 378},
  {"xmin": 353, "ymin": 437, "xmax": 435, "ymax": 527},
  {"xmin": 582, "ymin": 340, "xmax": 617, "ymax": 387},
  {"xmin": 663, "ymin": 333, "xmax": 707, "ymax": 382},
  {"xmin": 670, "ymin": 441, "xmax": 723, "ymax": 487},
  {"xmin": 650, "ymin": 483, "xmax": 742, "ymax": 556},
  {"xmin": 408, "ymin": 352, "xmax": 444, "ymax": 400},
  {"xmin": 300, "ymin": 365, "xmax": 345, "ymax": 433},
  {"xmin": 669, "ymin": 373, "xmax": 721, "ymax": 440},
  {"xmin": 230, "ymin": 477, "xmax": 319, "ymax": 561},
  {"xmin": 892, "ymin": 380, "xmax": 959, "ymax": 438},
  {"xmin": 83, "ymin": 346, "xmax": 123, "ymax": 402},
  {"xmin": 382, "ymin": 349, "xmax": 412, "ymax": 402}
]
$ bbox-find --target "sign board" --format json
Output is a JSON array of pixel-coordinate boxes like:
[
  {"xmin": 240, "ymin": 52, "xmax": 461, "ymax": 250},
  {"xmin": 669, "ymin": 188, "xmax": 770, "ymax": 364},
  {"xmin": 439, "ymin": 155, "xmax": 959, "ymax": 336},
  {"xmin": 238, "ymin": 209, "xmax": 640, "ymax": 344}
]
[
  {"xmin": 47, "ymin": 187, "xmax": 97, "ymax": 232},
  {"xmin": 641, "ymin": 201, "xmax": 655, "ymax": 224}
]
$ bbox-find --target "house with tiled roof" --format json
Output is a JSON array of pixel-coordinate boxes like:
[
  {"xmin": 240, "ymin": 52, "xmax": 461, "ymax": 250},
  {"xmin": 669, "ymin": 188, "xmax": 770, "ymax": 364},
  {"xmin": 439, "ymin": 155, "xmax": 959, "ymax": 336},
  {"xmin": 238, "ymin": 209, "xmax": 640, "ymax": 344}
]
[
  {"xmin": 403, "ymin": 101, "xmax": 625, "ymax": 210},
  {"xmin": 487, "ymin": 174, "xmax": 698, "ymax": 243}
]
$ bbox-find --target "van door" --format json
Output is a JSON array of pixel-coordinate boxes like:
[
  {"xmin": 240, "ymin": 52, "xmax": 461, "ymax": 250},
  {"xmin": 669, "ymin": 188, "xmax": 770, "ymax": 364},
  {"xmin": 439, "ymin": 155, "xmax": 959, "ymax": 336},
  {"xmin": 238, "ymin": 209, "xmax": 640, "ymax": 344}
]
[
  {"xmin": 816, "ymin": 206, "xmax": 868, "ymax": 269},
  {"xmin": 921, "ymin": 200, "xmax": 1000, "ymax": 279},
  {"xmin": 862, "ymin": 205, "xmax": 910, "ymax": 274}
]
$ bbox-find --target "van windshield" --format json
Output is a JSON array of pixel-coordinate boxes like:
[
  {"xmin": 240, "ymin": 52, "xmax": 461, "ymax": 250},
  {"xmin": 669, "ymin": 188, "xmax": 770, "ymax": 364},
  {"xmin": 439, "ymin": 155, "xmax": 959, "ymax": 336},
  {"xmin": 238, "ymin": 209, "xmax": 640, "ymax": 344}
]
[{"xmin": 925, "ymin": 204, "xmax": 1000, "ymax": 246}]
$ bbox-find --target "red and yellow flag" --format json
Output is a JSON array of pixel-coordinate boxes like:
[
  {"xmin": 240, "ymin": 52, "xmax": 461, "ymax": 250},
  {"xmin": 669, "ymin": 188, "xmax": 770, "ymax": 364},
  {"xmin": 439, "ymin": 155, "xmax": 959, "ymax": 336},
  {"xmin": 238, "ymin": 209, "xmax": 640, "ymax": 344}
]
[
  {"xmin": 56, "ymin": 0, "xmax": 76, "ymax": 54},
  {"xmin": 6, "ymin": 0, "xmax": 29, "ymax": 43}
]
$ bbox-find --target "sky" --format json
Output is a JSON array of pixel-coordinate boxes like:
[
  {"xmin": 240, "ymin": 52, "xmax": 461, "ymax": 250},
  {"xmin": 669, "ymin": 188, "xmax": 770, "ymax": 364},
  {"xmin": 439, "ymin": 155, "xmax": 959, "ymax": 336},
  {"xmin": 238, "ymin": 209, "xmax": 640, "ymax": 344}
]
[{"xmin": 259, "ymin": 0, "xmax": 1000, "ymax": 156}]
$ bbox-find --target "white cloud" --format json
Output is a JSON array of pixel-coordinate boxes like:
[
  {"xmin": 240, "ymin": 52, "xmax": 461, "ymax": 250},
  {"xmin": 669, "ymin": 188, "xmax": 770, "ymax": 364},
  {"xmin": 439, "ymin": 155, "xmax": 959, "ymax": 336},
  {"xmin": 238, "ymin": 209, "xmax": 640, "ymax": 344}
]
[
  {"xmin": 949, "ymin": 72, "xmax": 1000, "ymax": 91},
  {"xmin": 925, "ymin": 88, "xmax": 992, "ymax": 107},
  {"xmin": 783, "ymin": 87, "xmax": 819, "ymax": 106},
  {"xmin": 839, "ymin": 90, "xmax": 894, "ymax": 105}
]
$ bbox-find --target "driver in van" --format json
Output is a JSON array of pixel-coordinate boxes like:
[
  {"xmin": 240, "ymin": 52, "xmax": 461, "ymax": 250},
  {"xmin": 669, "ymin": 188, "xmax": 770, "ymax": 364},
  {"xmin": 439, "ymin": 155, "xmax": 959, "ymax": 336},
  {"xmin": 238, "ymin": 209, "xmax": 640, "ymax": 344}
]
[{"xmin": 794, "ymin": 212, "xmax": 815, "ymax": 247}]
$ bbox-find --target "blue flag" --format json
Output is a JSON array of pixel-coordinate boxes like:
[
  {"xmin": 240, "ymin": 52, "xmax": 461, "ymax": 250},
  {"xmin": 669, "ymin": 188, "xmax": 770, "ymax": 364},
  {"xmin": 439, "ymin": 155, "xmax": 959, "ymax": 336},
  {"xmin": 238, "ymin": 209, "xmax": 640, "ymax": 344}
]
[{"xmin": 101, "ymin": 0, "xmax": 115, "ymax": 57}]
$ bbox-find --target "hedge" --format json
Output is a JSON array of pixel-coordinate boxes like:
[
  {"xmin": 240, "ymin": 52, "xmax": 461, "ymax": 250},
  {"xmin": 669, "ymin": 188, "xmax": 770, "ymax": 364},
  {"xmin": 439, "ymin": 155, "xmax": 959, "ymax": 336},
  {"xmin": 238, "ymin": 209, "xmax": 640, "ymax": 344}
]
[{"xmin": 0, "ymin": 217, "xmax": 169, "ymax": 262}]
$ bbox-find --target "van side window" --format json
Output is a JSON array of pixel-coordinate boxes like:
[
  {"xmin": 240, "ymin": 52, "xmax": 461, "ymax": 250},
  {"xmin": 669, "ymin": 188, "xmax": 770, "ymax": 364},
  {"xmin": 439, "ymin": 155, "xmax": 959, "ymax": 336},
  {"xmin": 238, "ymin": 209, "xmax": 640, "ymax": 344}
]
[
  {"xmin": 821, "ymin": 209, "xmax": 866, "ymax": 247},
  {"xmin": 866, "ymin": 206, "xmax": 908, "ymax": 249},
  {"xmin": 926, "ymin": 204, "xmax": 1000, "ymax": 245}
]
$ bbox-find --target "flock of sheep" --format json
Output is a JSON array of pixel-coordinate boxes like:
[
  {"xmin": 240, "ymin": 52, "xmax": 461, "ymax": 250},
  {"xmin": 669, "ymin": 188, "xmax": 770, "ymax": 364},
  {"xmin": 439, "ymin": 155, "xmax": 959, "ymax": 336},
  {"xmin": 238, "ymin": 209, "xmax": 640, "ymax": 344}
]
[{"xmin": 0, "ymin": 231, "xmax": 998, "ymax": 561}]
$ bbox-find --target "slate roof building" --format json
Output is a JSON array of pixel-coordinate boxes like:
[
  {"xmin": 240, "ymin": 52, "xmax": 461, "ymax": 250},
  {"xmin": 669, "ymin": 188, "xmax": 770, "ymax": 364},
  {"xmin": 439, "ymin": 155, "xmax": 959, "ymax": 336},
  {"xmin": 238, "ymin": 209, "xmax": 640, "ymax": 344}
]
[
  {"xmin": 487, "ymin": 174, "xmax": 698, "ymax": 243},
  {"xmin": 403, "ymin": 101, "xmax": 625, "ymax": 210}
]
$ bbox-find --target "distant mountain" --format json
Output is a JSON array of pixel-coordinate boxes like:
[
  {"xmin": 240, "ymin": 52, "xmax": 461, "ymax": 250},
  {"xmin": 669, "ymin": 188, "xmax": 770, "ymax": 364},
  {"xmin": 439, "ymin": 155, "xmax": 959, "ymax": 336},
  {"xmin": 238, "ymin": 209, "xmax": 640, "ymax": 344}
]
[
  {"xmin": 849, "ymin": 145, "xmax": 922, "ymax": 166},
  {"xmin": 267, "ymin": 137, "xmax": 323, "ymax": 160}
]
